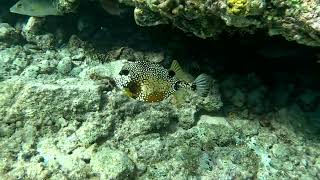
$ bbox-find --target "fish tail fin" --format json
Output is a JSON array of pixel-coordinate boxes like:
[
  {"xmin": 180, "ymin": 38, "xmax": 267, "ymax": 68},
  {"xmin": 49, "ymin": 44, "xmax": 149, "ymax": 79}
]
[{"xmin": 193, "ymin": 73, "xmax": 211, "ymax": 97}]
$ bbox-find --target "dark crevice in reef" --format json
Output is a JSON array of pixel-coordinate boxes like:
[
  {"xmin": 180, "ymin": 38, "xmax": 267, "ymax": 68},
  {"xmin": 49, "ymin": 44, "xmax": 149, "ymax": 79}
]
[
  {"xmin": 5, "ymin": 0, "xmax": 319, "ymax": 83},
  {"xmin": 3, "ymin": 0, "xmax": 319, "ymax": 96},
  {"xmin": 160, "ymin": 29, "xmax": 320, "ymax": 88}
]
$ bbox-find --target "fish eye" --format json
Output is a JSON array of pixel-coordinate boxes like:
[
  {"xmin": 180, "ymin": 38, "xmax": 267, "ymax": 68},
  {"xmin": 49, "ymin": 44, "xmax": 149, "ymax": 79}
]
[
  {"xmin": 17, "ymin": 3, "xmax": 22, "ymax": 8},
  {"xmin": 173, "ymin": 81, "xmax": 181, "ymax": 90},
  {"xmin": 119, "ymin": 69, "xmax": 129, "ymax": 76},
  {"xmin": 168, "ymin": 70, "xmax": 175, "ymax": 78},
  {"xmin": 191, "ymin": 84, "xmax": 196, "ymax": 91}
]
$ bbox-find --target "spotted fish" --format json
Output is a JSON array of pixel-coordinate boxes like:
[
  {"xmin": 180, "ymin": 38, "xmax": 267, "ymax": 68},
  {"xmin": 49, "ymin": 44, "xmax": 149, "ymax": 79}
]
[{"xmin": 115, "ymin": 60, "xmax": 211, "ymax": 103}]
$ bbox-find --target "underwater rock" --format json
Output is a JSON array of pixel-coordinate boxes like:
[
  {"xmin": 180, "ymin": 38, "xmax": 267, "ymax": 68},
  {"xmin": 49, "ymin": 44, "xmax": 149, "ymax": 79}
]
[
  {"xmin": 144, "ymin": 51, "xmax": 165, "ymax": 63},
  {"xmin": 0, "ymin": 41, "xmax": 88, "ymax": 81},
  {"xmin": 0, "ymin": 23, "xmax": 21, "ymax": 44},
  {"xmin": 56, "ymin": 0, "xmax": 80, "ymax": 14},
  {"xmin": 0, "ymin": 46, "xmax": 29, "ymax": 80},
  {"xmin": 197, "ymin": 115, "xmax": 231, "ymax": 127},
  {"xmin": 134, "ymin": 7, "xmax": 169, "ymax": 27},
  {"xmin": 57, "ymin": 57, "xmax": 74, "ymax": 75},
  {"xmin": 22, "ymin": 17, "xmax": 56, "ymax": 49},
  {"xmin": 79, "ymin": 60, "xmax": 126, "ymax": 80},
  {"xmin": 124, "ymin": 0, "xmax": 320, "ymax": 46},
  {"xmin": 9, "ymin": 0, "xmax": 320, "ymax": 46},
  {"xmin": 91, "ymin": 147, "xmax": 135, "ymax": 179},
  {"xmin": 0, "ymin": 78, "xmax": 102, "ymax": 124}
]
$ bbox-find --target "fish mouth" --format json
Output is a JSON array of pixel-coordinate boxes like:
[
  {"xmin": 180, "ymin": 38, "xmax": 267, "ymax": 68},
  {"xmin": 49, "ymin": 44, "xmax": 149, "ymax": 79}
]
[{"xmin": 9, "ymin": 6, "xmax": 17, "ymax": 13}]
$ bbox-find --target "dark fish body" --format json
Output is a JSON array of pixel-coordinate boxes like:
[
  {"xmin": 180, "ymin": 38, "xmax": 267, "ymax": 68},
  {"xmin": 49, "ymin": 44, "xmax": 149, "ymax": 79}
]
[
  {"xmin": 100, "ymin": 0, "xmax": 124, "ymax": 16},
  {"xmin": 115, "ymin": 60, "xmax": 210, "ymax": 103}
]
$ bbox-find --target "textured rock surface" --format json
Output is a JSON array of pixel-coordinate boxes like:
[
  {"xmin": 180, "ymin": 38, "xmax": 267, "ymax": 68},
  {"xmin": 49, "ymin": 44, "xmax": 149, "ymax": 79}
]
[
  {"xmin": 0, "ymin": 23, "xmax": 21, "ymax": 44},
  {"xmin": 91, "ymin": 147, "xmax": 135, "ymax": 179},
  {"xmin": 126, "ymin": 0, "xmax": 320, "ymax": 46},
  {"xmin": 56, "ymin": 0, "xmax": 80, "ymax": 14},
  {"xmin": 3, "ymin": 0, "xmax": 320, "ymax": 46},
  {"xmin": 5, "ymin": 0, "xmax": 320, "ymax": 47},
  {"xmin": 0, "ymin": 42, "xmax": 319, "ymax": 178}
]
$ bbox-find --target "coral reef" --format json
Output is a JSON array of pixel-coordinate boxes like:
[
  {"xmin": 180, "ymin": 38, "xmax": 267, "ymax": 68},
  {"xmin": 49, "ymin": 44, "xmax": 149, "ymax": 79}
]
[
  {"xmin": 56, "ymin": 0, "xmax": 80, "ymax": 14},
  {"xmin": 6, "ymin": 0, "xmax": 320, "ymax": 46},
  {"xmin": 125, "ymin": 0, "xmax": 320, "ymax": 46},
  {"xmin": 1, "ymin": 28, "xmax": 320, "ymax": 179},
  {"xmin": 0, "ymin": 23, "xmax": 21, "ymax": 44}
]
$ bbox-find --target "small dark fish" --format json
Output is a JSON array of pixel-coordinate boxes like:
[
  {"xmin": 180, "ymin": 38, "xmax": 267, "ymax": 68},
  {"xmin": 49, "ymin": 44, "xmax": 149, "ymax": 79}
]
[
  {"xmin": 100, "ymin": 0, "xmax": 124, "ymax": 16},
  {"xmin": 10, "ymin": 0, "xmax": 62, "ymax": 17},
  {"xmin": 115, "ymin": 60, "xmax": 211, "ymax": 103}
]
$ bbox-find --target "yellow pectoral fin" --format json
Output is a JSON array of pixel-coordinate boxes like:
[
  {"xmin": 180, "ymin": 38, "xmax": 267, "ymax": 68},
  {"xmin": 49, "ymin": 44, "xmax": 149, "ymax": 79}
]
[
  {"xmin": 123, "ymin": 88, "xmax": 138, "ymax": 99},
  {"xmin": 123, "ymin": 88, "xmax": 132, "ymax": 96}
]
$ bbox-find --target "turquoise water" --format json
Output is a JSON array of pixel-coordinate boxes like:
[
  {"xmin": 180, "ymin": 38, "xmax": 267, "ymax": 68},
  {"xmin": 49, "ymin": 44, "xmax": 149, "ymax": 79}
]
[{"xmin": 0, "ymin": 0, "xmax": 320, "ymax": 179}]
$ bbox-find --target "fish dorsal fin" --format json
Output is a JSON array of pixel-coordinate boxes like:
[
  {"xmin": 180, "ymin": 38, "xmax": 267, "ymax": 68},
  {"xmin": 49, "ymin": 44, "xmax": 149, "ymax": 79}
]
[{"xmin": 170, "ymin": 60, "xmax": 194, "ymax": 83}]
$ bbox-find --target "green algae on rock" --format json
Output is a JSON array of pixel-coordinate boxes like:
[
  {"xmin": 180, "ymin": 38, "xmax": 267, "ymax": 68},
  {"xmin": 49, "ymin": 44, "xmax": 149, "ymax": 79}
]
[
  {"xmin": 8, "ymin": 0, "xmax": 320, "ymax": 46},
  {"xmin": 126, "ymin": 0, "xmax": 320, "ymax": 46}
]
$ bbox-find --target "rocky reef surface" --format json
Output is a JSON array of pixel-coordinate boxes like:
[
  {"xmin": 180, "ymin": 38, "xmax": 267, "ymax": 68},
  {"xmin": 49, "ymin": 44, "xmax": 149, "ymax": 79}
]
[
  {"xmin": 44, "ymin": 0, "xmax": 320, "ymax": 47},
  {"xmin": 130, "ymin": 0, "xmax": 320, "ymax": 47},
  {"xmin": 0, "ymin": 0, "xmax": 320, "ymax": 179}
]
